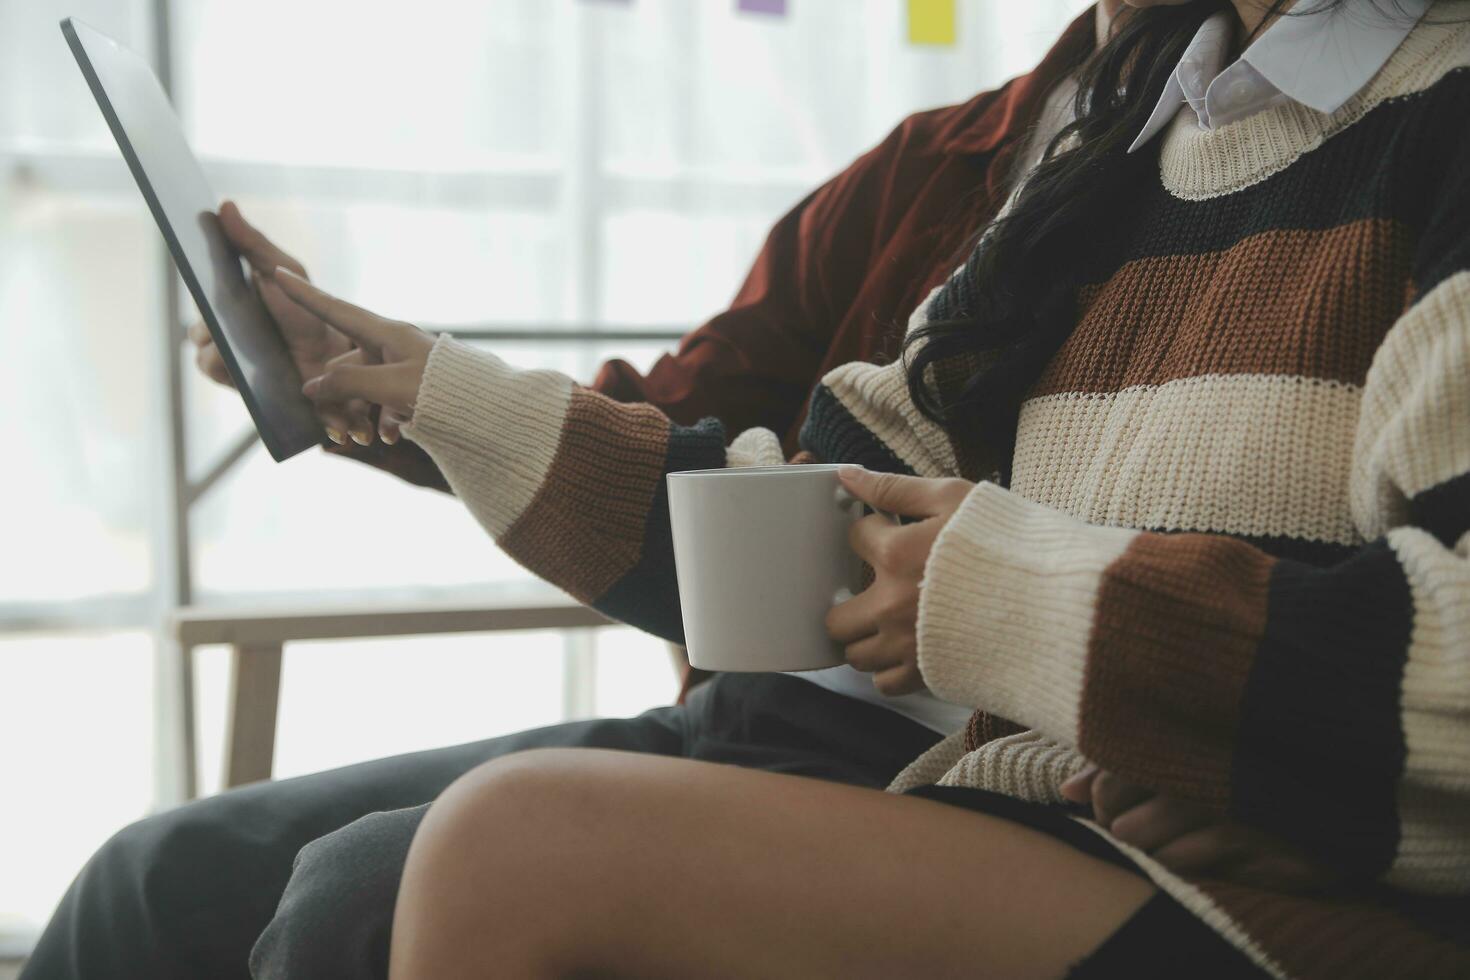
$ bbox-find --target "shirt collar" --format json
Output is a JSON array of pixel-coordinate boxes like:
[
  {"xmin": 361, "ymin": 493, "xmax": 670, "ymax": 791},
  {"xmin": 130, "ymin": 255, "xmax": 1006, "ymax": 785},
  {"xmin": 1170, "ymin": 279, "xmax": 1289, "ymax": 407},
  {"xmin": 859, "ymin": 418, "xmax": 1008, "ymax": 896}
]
[{"xmin": 1128, "ymin": 0, "xmax": 1430, "ymax": 154}]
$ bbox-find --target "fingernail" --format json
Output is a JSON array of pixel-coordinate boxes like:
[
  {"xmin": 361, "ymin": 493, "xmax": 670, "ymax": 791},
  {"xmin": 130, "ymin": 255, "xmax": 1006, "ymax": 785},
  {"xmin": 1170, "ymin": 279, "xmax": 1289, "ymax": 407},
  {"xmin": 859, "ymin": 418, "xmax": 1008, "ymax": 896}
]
[
  {"xmin": 381, "ymin": 431, "xmax": 399, "ymax": 446},
  {"xmin": 350, "ymin": 429, "xmax": 372, "ymax": 446},
  {"xmin": 302, "ymin": 377, "xmax": 321, "ymax": 397},
  {"xmin": 837, "ymin": 465, "xmax": 863, "ymax": 480},
  {"xmin": 325, "ymin": 427, "xmax": 346, "ymax": 445},
  {"xmin": 275, "ymin": 265, "xmax": 302, "ymax": 282}
]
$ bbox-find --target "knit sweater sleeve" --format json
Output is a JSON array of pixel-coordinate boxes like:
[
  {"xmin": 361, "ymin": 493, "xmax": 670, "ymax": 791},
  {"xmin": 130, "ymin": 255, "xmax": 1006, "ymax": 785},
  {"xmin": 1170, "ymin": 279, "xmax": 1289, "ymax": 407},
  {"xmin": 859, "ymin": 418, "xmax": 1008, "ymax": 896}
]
[
  {"xmin": 915, "ymin": 266, "xmax": 1470, "ymax": 896},
  {"xmin": 400, "ymin": 337, "xmax": 786, "ymax": 644}
]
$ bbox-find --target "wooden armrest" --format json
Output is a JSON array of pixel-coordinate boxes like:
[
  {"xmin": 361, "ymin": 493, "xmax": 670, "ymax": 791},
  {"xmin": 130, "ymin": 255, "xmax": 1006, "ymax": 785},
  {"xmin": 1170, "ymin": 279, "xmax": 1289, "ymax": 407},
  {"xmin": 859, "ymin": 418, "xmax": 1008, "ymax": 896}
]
[
  {"xmin": 173, "ymin": 589, "xmax": 612, "ymax": 793},
  {"xmin": 172, "ymin": 591, "xmax": 611, "ymax": 647}
]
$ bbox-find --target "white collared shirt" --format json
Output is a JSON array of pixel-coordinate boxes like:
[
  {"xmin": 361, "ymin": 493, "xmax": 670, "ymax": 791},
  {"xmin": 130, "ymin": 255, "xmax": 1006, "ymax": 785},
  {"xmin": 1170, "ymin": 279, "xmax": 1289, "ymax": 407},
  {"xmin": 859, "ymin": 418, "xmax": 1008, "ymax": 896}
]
[{"xmin": 1127, "ymin": 0, "xmax": 1431, "ymax": 154}]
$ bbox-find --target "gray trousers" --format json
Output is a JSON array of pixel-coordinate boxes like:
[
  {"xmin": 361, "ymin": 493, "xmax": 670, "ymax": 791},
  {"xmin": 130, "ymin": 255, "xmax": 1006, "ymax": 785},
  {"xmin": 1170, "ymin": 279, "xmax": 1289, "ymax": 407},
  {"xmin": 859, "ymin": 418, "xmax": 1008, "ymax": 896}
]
[{"xmin": 22, "ymin": 672, "xmax": 939, "ymax": 980}]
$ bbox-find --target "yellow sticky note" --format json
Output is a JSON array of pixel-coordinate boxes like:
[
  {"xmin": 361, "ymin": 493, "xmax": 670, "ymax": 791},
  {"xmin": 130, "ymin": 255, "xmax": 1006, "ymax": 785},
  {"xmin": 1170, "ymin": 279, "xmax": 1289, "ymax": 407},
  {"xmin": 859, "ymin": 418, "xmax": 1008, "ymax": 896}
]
[{"xmin": 908, "ymin": 0, "xmax": 956, "ymax": 46}]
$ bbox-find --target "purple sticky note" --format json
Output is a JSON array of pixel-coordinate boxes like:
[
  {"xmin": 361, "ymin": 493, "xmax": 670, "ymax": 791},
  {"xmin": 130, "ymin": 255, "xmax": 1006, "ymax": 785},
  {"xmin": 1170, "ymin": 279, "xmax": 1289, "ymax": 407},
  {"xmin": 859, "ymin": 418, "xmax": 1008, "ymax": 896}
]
[{"xmin": 738, "ymin": 0, "xmax": 787, "ymax": 15}]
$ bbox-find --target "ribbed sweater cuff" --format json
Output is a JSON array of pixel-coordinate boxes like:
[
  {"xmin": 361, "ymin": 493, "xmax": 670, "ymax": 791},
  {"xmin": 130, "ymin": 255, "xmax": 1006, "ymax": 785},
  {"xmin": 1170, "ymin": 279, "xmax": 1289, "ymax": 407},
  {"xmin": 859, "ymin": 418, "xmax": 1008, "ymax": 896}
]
[
  {"xmin": 403, "ymin": 335, "xmax": 574, "ymax": 538},
  {"xmin": 916, "ymin": 482, "xmax": 1137, "ymax": 746}
]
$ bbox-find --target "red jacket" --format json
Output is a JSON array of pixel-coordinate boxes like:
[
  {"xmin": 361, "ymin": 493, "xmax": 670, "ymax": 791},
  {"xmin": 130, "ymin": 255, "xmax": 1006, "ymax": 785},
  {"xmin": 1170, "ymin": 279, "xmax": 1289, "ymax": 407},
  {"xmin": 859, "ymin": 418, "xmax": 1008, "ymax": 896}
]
[{"xmin": 334, "ymin": 7, "xmax": 1095, "ymax": 486}]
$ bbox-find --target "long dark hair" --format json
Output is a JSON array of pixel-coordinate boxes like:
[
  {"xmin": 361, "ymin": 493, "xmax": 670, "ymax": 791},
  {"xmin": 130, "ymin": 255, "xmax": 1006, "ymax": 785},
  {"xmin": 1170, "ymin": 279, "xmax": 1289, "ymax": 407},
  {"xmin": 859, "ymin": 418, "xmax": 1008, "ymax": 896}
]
[{"xmin": 903, "ymin": 0, "xmax": 1311, "ymax": 480}]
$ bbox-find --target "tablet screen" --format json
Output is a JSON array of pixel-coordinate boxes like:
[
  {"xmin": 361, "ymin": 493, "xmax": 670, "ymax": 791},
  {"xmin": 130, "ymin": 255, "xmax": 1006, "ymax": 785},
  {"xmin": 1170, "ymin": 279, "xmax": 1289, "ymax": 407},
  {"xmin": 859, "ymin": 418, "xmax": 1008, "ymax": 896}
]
[{"xmin": 63, "ymin": 17, "xmax": 323, "ymax": 461}]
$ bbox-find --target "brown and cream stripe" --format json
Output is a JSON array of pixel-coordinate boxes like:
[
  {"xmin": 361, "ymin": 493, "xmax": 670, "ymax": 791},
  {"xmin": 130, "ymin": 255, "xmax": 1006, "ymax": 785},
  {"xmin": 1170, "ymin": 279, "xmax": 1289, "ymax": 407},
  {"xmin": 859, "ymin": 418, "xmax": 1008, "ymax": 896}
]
[{"xmin": 399, "ymin": 9, "xmax": 1470, "ymax": 976}]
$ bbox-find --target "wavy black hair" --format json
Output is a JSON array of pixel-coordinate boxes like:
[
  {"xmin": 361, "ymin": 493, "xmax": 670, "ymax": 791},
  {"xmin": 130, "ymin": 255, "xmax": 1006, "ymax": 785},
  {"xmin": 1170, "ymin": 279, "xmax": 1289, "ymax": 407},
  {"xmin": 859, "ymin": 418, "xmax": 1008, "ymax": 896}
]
[{"xmin": 903, "ymin": 0, "xmax": 1335, "ymax": 480}]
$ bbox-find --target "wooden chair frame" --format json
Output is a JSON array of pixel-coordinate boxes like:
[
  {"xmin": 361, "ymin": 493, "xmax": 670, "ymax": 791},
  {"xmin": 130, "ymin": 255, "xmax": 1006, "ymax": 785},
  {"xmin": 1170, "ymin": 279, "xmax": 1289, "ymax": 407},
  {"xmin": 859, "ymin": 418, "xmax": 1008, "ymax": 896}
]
[{"xmin": 172, "ymin": 596, "xmax": 611, "ymax": 791}]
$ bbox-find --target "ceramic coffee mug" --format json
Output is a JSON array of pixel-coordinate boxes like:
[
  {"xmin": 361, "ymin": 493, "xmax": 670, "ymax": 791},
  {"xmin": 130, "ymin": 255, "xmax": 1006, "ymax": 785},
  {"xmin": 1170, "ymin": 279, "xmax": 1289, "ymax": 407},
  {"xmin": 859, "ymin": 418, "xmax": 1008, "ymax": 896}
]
[{"xmin": 666, "ymin": 464, "xmax": 866, "ymax": 672}]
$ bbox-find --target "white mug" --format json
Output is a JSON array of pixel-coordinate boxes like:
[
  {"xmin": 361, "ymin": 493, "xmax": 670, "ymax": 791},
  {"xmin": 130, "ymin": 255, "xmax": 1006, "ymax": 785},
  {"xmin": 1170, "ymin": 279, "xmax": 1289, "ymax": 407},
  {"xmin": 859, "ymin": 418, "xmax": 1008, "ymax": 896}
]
[{"xmin": 666, "ymin": 464, "xmax": 866, "ymax": 672}]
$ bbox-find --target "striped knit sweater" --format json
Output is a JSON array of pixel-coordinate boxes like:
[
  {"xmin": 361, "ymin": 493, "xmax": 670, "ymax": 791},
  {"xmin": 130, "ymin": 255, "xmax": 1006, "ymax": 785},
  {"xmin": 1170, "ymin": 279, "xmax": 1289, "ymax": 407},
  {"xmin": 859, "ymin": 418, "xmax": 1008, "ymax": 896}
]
[{"xmin": 404, "ymin": 9, "xmax": 1470, "ymax": 977}]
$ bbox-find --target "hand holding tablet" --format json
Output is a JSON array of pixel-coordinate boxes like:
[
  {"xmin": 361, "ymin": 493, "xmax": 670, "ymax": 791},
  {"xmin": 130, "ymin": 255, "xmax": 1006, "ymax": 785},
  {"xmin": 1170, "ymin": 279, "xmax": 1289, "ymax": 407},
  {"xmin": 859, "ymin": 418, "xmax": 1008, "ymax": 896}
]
[
  {"xmin": 273, "ymin": 268, "xmax": 437, "ymax": 426},
  {"xmin": 193, "ymin": 203, "xmax": 373, "ymax": 446},
  {"xmin": 63, "ymin": 17, "xmax": 330, "ymax": 460}
]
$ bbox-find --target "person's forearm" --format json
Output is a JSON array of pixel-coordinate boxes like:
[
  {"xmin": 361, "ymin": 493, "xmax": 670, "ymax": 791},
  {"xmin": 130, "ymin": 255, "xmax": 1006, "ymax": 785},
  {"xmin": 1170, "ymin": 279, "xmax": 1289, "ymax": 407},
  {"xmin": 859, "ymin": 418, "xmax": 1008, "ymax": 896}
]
[{"xmin": 403, "ymin": 336, "xmax": 786, "ymax": 642}]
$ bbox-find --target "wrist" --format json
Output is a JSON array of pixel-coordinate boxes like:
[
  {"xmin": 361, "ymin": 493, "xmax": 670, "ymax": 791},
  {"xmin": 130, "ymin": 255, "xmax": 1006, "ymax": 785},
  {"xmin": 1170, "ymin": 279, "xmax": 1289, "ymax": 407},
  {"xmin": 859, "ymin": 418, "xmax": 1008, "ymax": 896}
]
[{"xmin": 401, "ymin": 335, "xmax": 575, "ymax": 538}]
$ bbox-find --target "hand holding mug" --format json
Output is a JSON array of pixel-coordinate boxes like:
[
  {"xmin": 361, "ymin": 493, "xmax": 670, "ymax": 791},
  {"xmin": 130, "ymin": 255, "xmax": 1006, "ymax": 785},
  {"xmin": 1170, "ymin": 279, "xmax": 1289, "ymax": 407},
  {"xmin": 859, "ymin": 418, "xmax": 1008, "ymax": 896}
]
[{"xmin": 825, "ymin": 469, "xmax": 974, "ymax": 696}]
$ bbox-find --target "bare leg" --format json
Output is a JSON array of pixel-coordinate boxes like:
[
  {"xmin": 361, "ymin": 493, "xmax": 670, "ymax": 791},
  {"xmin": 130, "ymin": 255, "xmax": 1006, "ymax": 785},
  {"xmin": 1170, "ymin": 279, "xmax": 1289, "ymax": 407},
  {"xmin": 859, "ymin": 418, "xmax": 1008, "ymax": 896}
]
[{"xmin": 390, "ymin": 748, "xmax": 1154, "ymax": 980}]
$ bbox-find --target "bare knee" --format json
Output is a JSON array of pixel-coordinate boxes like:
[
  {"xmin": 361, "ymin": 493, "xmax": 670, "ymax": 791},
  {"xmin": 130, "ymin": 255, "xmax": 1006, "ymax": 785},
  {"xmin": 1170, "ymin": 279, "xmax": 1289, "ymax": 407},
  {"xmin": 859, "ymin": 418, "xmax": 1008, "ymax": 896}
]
[
  {"xmin": 413, "ymin": 748, "xmax": 599, "ymax": 869},
  {"xmin": 421, "ymin": 748, "xmax": 609, "ymax": 858},
  {"xmin": 390, "ymin": 749, "xmax": 622, "ymax": 978},
  {"xmin": 443, "ymin": 747, "xmax": 600, "ymax": 803}
]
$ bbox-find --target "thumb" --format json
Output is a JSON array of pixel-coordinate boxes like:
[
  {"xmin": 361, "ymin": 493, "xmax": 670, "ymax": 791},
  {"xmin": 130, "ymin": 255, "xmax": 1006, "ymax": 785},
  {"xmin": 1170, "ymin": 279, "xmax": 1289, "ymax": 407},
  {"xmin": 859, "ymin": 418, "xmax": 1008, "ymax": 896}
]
[{"xmin": 837, "ymin": 467, "xmax": 943, "ymax": 518}]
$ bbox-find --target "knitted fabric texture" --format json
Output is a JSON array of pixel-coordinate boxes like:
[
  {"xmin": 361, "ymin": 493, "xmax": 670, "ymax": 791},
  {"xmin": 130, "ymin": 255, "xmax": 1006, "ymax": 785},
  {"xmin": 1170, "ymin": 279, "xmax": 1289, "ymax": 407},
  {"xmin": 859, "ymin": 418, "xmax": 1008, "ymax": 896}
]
[{"xmin": 405, "ymin": 9, "xmax": 1470, "ymax": 977}]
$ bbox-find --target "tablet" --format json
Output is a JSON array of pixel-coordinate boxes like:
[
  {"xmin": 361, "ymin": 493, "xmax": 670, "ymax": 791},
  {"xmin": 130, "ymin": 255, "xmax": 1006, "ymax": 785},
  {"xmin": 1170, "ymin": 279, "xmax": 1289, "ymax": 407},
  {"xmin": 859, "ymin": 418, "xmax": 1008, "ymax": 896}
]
[{"xmin": 62, "ymin": 17, "xmax": 323, "ymax": 461}]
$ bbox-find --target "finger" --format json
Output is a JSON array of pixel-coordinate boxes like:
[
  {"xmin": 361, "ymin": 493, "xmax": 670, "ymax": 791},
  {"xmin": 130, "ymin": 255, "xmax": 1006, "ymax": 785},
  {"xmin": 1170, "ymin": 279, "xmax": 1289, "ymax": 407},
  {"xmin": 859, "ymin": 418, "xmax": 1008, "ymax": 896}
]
[
  {"xmin": 272, "ymin": 268, "xmax": 396, "ymax": 349},
  {"xmin": 304, "ymin": 361, "xmax": 417, "ymax": 410},
  {"xmin": 218, "ymin": 200, "xmax": 306, "ymax": 278},
  {"xmin": 1059, "ymin": 765, "xmax": 1099, "ymax": 805},
  {"xmin": 1150, "ymin": 826, "xmax": 1251, "ymax": 875},
  {"xmin": 318, "ymin": 413, "xmax": 349, "ymax": 446},
  {"xmin": 848, "ymin": 512, "xmax": 902, "ymax": 566},
  {"xmin": 873, "ymin": 663, "xmax": 925, "ymax": 697},
  {"xmin": 341, "ymin": 399, "xmax": 378, "ymax": 446},
  {"xmin": 843, "ymin": 635, "xmax": 898, "ymax": 674},
  {"xmin": 255, "ymin": 274, "xmax": 345, "ymax": 441},
  {"xmin": 1227, "ymin": 853, "xmax": 1339, "ymax": 895},
  {"xmin": 1091, "ymin": 770, "xmax": 1155, "ymax": 827},
  {"xmin": 303, "ymin": 362, "xmax": 387, "ymax": 404},
  {"xmin": 1152, "ymin": 824, "xmax": 1338, "ymax": 894},
  {"xmin": 298, "ymin": 359, "xmax": 351, "ymax": 442},
  {"xmin": 186, "ymin": 320, "xmax": 210, "ymax": 348},
  {"xmin": 379, "ymin": 408, "xmax": 406, "ymax": 445},
  {"xmin": 1108, "ymin": 796, "xmax": 1215, "ymax": 853},
  {"xmin": 825, "ymin": 588, "xmax": 880, "ymax": 646},
  {"xmin": 837, "ymin": 467, "xmax": 946, "ymax": 518},
  {"xmin": 325, "ymin": 346, "xmax": 367, "ymax": 370},
  {"xmin": 325, "ymin": 345, "xmax": 384, "ymax": 373},
  {"xmin": 321, "ymin": 348, "xmax": 379, "ymax": 442},
  {"xmin": 257, "ymin": 272, "xmax": 326, "ymax": 334}
]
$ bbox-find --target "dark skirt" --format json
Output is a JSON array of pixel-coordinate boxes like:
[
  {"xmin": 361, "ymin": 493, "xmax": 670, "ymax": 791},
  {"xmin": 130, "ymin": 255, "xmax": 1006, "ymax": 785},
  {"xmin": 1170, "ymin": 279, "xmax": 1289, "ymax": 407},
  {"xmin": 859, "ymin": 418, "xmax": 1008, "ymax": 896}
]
[{"xmin": 905, "ymin": 785, "xmax": 1271, "ymax": 978}]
